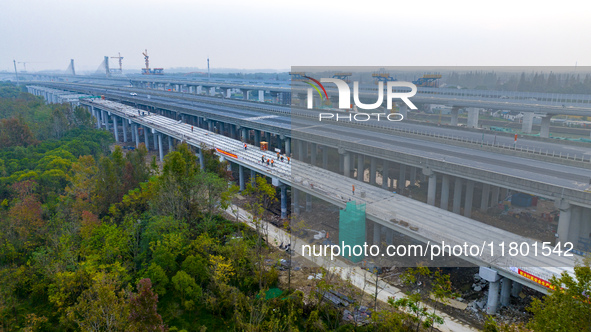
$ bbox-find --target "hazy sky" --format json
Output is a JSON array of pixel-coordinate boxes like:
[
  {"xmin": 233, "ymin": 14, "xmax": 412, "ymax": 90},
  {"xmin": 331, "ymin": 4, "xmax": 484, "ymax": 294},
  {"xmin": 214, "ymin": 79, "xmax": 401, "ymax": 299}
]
[{"xmin": 1, "ymin": 0, "xmax": 590, "ymax": 72}]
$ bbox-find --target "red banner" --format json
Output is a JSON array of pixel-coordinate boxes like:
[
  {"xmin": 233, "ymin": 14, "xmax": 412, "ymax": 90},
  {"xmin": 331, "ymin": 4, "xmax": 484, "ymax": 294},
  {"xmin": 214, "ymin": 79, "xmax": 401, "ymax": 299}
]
[
  {"xmin": 517, "ymin": 269, "xmax": 555, "ymax": 290},
  {"xmin": 215, "ymin": 148, "xmax": 237, "ymax": 159}
]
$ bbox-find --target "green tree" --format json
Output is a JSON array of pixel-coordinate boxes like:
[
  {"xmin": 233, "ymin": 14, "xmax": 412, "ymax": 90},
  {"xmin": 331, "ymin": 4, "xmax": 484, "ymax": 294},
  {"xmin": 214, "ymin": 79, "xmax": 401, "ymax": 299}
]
[
  {"xmin": 171, "ymin": 270, "xmax": 202, "ymax": 310},
  {"xmin": 528, "ymin": 263, "xmax": 591, "ymax": 331}
]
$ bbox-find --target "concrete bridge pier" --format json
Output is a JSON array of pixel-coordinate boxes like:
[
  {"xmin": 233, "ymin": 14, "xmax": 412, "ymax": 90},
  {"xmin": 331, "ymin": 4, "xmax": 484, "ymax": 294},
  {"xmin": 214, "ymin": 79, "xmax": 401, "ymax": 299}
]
[
  {"xmin": 157, "ymin": 133, "xmax": 163, "ymax": 161},
  {"xmin": 480, "ymin": 267, "xmax": 501, "ymax": 314},
  {"xmin": 440, "ymin": 174, "xmax": 450, "ymax": 210},
  {"xmin": 540, "ymin": 115, "xmax": 552, "ymax": 138},
  {"xmin": 522, "ymin": 112, "xmax": 534, "ymax": 133},
  {"xmin": 280, "ymin": 185, "xmax": 287, "ymax": 219},
  {"xmin": 453, "ymin": 177, "xmax": 463, "ymax": 214},
  {"xmin": 122, "ymin": 118, "xmax": 128, "ymax": 142},
  {"xmin": 357, "ymin": 154, "xmax": 364, "ymax": 181},
  {"xmin": 423, "ymin": 168, "xmax": 437, "ymax": 206},
  {"xmin": 491, "ymin": 186, "xmax": 500, "ymax": 207},
  {"xmin": 343, "ymin": 151, "xmax": 351, "ymax": 178},
  {"xmin": 133, "ymin": 124, "xmax": 139, "ymax": 148},
  {"xmin": 511, "ymin": 282, "xmax": 523, "ymax": 297},
  {"xmin": 250, "ymin": 169, "xmax": 256, "ymax": 185},
  {"xmin": 143, "ymin": 125, "xmax": 150, "ymax": 150},
  {"xmin": 241, "ymin": 127, "xmax": 248, "ymax": 142},
  {"xmin": 243, "ymin": 90, "xmax": 250, "ymax": 100},
  {"xmin": 112, "ymin": 116, "xmax": 119, "ymax": 142},
  {"xmin": 310, "ymin": 143, "xmax": 317, "ymax": 166},
  {"xmin": 198, "ymin": 149, "xmax": 205, "ymax": 170},
  {"xmin": 409, "ymin": 167, "xmax": 416, "ymax": 187},
  {"xmin": 467, "ymin": 108, "xmax": 479, "ymax": 128},
  {"xmin": 293, "ymin": 188, "xmax": 300, "ymax": 215},
  {"xmin": 153, "ymin": 129, "xmax": 158, "ymax": 150},
  {"xmin": 382, "ymin": 160, "xmax": 389, "ymax": 189},
  {"xmin": 258, "ymin": 90, "xmax": 265, "ymax": 102},
  {"xmin": 322, "ymin": 146, "xmax": 328, "ymax": 168},
  {"xmin": 500, "ymin": 278, "xmax": 512, "ymax": 307},
  {"xmin": 254, "ymin": 130, "xmax": 261, "ymax": 147},
  {"xmin": 306, "ymin": 194, "xmax": 312, "ymax": 212},
  {"xmin": 168, "ymin": 136, "xmax": 173, "ymax": 152},
  {"xmin": 373, "ymin": 223, "xmax": 381, "ymax": 245},
  {"xmin": 464, "ymin": 180, "xmax": 475, "ymax": 218},
  {"xmin": 239, "ymin": 165, "xmax": 245, "ymax": 191},
  {"xmin": 398, "ymin": 164, "xmax": 407, "ymax": 190},
  {"xmin": 370, "ymin": 157, "xmax": 377, "ymax": 185},
  {"xmin": 285, "ymin": 137, "xmax": 291, "ymax": 156},
  {"xmin": 480, "ymin": 183, "xmax": 491, "ymax": 211}
]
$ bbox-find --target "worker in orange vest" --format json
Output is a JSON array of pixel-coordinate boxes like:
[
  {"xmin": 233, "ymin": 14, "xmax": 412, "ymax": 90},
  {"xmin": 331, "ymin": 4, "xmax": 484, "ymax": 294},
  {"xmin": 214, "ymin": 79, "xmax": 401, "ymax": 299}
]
[
  {"xmin": 266, "ymin": 159, "xmax": 270, "ymax": 166},
  {"xmin": 244, "ymin": 143, "xmax": 247, "ymax": 150},
  {"xmin": 352, "ymin": 184, "xmax": 355, "ymax": 195},
  {"xmin": 287, "ymin": 156, "xmax": 290, "ymax": 164},
  {"xmin": 271, "ymin": 160, "xmax": 274, "ymax": 167},
  {"xmin": 191, "ymin": 126, "xmax": 194, "ymax": 132}
]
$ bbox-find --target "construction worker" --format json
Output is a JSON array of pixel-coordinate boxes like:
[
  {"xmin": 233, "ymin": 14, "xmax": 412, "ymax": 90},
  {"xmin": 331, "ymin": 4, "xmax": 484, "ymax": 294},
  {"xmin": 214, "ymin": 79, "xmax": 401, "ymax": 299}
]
[
  {"xmin": 271, "ymin": 160, "xmax": 274, "ymax": 167},
  {"xmin": 266, "ymin": 159, "xmax": 270, "ymax": 166},
  {"xmin": 277, "ymin": 152, "xmax": 280, "ymax": 159},
  {"xmin": 287, "ymin": 156, "xmax": 290, "ymax": 164},
  {"xmin": 352, "ymin": 184, "xmax": 355, "ymax": 195},
  {"xmin": 191, "ymin": 126, "xmax": 194, "ymax": 132},
  {"xmin": 280, "ymin": 155, "xmax": 284, "ymax": 162},
  {"xmin": 244, "ymin": 143, "xmax": 247, "ymax": 150},
  {"xmin": 262, "ymin": 155, "xmax": 265, "ymax": 163}
]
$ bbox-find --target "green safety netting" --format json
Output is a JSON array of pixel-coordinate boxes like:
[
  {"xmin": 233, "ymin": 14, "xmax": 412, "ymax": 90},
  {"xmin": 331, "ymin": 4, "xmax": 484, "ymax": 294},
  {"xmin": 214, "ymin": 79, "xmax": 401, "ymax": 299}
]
[{"xmin": 339, "ymin": 201, "xmax": 366, "ymax": 263}]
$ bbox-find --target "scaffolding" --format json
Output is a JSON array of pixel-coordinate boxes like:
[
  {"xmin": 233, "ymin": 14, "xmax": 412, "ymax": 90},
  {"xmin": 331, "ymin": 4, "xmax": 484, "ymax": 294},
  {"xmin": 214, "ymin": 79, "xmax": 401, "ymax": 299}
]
[{"xmin": 339, "ymin": 201, "xmax": 366, "ymax": 263}]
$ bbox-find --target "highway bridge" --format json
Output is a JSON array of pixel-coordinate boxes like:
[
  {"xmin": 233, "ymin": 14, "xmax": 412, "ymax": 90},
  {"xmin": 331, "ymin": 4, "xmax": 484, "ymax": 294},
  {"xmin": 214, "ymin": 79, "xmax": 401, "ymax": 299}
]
[
  {"xmin": 26, "ymin": 87, "xmax": 582, "ymax": 315},
  {"xmin": 28, "ymin": 83, "xmax": 591, "ymax": 260}
]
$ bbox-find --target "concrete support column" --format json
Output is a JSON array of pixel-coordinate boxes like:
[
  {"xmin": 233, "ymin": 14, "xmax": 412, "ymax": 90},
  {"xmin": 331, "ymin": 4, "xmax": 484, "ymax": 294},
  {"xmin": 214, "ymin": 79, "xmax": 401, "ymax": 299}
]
[
  {"xmin": 239, "ymin": 165, "xmax": 245, "ymax": 191},
  {"xmin": 555, "ymin": 198, "xmax": 572, "ymax": 243},
  {"xmin": 322, "ymin": 146, "xmax": 328, "ymax": 169},
  {"xmin": 382, "ymin": 160, "xmax": 389, "ymax": 189},
  {"xmin": 157, "ymin": 134, "xmax": 163, "ymax": 161},
  {"xmin": 398, "ymin": 164, "xmax": 407, "ymax": 190},
  {"xmin": 153, "ymin": 129, "xmax": 158, "ymax": 150},
  {"xmin": 144, "ymin": 126, "xmax": 149, "ymax": 150},
  {"xmin": 168, "ymin": 136, "xmax": 173, "ymax": 152},
  {"xmin": 464, "ymin": 180, "xmax": 475, "ymax": 218},
  {"xmin": 385, "ymin": 227, "xmax": 394, "ymax": 245},
  {"xmin": 265, "ymin": 132, "xmax": 271, "ymax": 145},
  {"xmin": 133, "ymin": 124, "xmax": 139, "ymax": 148},
  {"xmin": 297, "ymin": 140, "xmax": 303, "ymax": 161},
  {"xmin": 521, "ymin": 112, "xmax": 534, "ymax": 133},
  {"xmin": 440, "ymin": 174, "xmax": 450, "ymax": 210},
  {"xmin": 450, "ymin": 107, "xmax": 460, "ymax": 126},
  {"xmin": 486, "ymin": 280, "xmax": 500, "ymax": 314},
  {"xmin": 426, "ymin": 171, "xmax": 437, "ymax": 206},
  {"xmin": 258, "ymin": 90, "xmax": 264, "ymax": 102},
  {"xmin": 112, "ymin": 116, "xmax": 119, "ymax": 142},
  {"xmin": 343, "ymin": 152, "xmax": 351, "ymax": 178},
  {"xmin": 241, "ymin": 128, "xmax": 248, "ymax": 142},
  {"xmin": 409, "ymin": 167, "xmax": 416, "ymax": 187},
  {"xmin": 491, "ymin": 186, "xmax": 500, "ymax": 207},
  {"xmin": 453, "ymin": 177, "xmax": 463, "ymax": 214},
  {"xmin": 280, "ymin": 185, "xmax": 287, "ymax": 219},
  {"xmin": 540, "ymin": 115, "xmax": 552, "ymax": 138},
  {"xmin": 373, "ymin": 223, "xmax": 381, "ymax": 245},
  {"xmin": 370, "ymin": 157, "xmax": 377, "ymax": 185},
  {"xmin": 357, "ymin": 154, "xmax": 364, "ymax": 181},
  {"xmin": 467, "ymin": 108, "xmax": 479, "ymax": 128},
  {"xmin": 306, "ymin": 194, "xmax": 312, "ymax": 212},
  {"xmin": 285, "ymin": 137, "xmax": 291, "ymax": 156},
  {"xmin": 254, "ymin": 130, "xmax": 261, "ymax": 147},
  {"xmin": 500, "ymin": 278, "xmax": 512, "ymax": 307},
  {"xmin": 480, "ymin": 183, "xmax": 491, "ymax": 211},
  {"xmin": 250, "ymin": 169, "xmax": 256, "ymax": 185},
  {"xmin": 293, "ymin": 188, "xmax": 300, "ymax": 215},
  {"xmin": 122, "ymin": 118, "xmax": 128, "ymax": 142},
  {"xmin": 198, "ymin": 149, "xmax": 204, "ymax": 170},
  {"xmin": 243, "ymin": 90, "xmax": 249, "ymax": 100},
  {"xmin": 310, "ymin": 143, "xmax": 317, "ymax": 166},
  {"xmin": 511, "ymin": 282, "xmax": 523, "ymax": 297}
]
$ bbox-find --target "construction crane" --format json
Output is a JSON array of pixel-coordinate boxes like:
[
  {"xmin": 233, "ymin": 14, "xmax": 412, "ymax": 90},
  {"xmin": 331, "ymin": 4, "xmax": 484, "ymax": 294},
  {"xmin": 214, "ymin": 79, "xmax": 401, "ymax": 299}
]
[
  {"xmin": 412, "ymin": 73, "xmax": 442, "ymax": 87},
  {"xmin": 110, "ymin": 53, "xmax": 124, "ymax": 73},
  {"xmin": 332, "ymin": 72, "xmax": 352, "ymax": 83},
  {"xmin": 372, "ymin": 69, "xmax": 397, "ymax": 85},
  {"xmin": 141, "ymin": 49, "xmax": 164, "ymax": 75}
]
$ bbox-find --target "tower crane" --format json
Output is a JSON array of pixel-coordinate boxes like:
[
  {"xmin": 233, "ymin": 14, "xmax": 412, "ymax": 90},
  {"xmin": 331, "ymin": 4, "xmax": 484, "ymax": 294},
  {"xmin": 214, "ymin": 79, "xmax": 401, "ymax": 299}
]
[{"xmin": 110, "ymin": 53, "xmax": 124, "ymax": 73}]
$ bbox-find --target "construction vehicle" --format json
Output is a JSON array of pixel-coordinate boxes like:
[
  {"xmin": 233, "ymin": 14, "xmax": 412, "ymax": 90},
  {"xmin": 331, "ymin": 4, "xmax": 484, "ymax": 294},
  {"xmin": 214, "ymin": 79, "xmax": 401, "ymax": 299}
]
[{"xmin": 141, "ymin": 49, "xmax": 164, "ymax": 75}]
